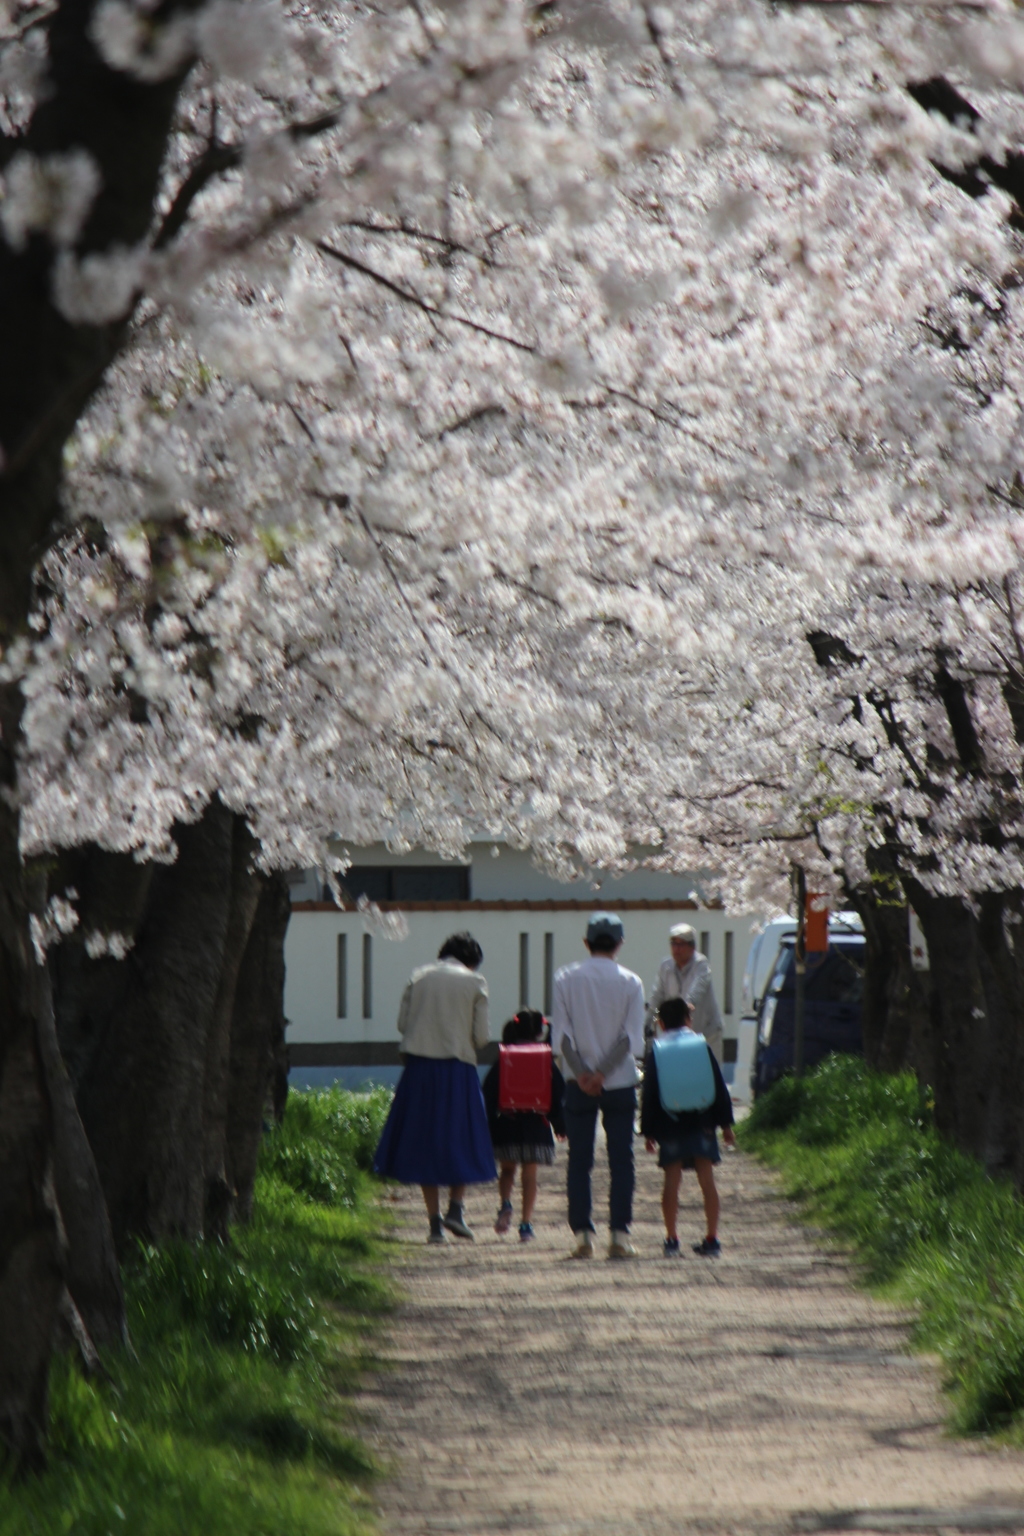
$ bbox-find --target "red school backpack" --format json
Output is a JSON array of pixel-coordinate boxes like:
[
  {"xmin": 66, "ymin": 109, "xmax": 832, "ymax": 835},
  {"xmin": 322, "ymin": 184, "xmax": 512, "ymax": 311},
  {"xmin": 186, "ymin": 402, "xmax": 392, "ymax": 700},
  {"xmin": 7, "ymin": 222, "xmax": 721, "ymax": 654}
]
[{"xmin": 497, "ymin": 1043, "xmax": 552, "ymax": 1114}]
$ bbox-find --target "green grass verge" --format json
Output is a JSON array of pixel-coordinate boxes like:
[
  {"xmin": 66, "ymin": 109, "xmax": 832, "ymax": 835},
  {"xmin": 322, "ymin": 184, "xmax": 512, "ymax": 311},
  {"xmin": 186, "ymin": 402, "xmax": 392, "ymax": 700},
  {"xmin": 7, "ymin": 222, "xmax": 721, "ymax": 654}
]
[
  {"xmin": 741, "ymin": 1056, "xmax": 1024, "ymax": 1437},
  {"xmin": 1, "ymin": 1086, "xmax": 394, "ymax": 1535}
]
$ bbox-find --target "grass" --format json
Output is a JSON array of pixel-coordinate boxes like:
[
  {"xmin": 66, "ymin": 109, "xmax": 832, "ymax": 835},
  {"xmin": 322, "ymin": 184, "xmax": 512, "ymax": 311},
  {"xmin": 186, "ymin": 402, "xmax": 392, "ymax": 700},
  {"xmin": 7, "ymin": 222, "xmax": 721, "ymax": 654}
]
[
  {"xmin": 1, "ymin": 1086, "xmax": 394, "ymax": 1535},
  {"xmin": 741, "ymin": 1055, "xmax": 1024, "ymax": 1437}
]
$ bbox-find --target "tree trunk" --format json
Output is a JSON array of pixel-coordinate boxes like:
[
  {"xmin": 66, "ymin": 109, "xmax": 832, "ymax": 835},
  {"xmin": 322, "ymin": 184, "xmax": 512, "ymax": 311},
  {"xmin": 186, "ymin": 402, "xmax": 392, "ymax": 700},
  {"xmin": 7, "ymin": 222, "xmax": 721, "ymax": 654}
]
[
  {"xmin": 846, "ymin": 851, "xmax": 931, "ymax": 1079},
  {"xmin": 36, "ymin": 968, "xmax": 125, "ymax": 1352},
  {"xmin": 226, "ymin": 872, "xmax": 291, "ymax": 1222},
  {"xmin": 71, "ymin": 800, "xmax": 236, "ymax": 1243},
  {"xmin": 974, "ymin": 888, "xmax": 1024, "ymax": 1186},
  {"xmin": 50, "ymin": 847, "xmax": 154, "ymax": 1088},
  {"xmin": 0, "ymin": 680, "xmax": 66, "ymax": 1467},
  {"xmin": 0, "ymin": 0, "xmax": 206, "ymax": 1461},
  {"xmin": 202, "ymin": 820, "xmax": 262, "ymax": 1240},
  {"xmin": 902, "ymin": 884, "xmax": 1019, "ymax": 1167}
]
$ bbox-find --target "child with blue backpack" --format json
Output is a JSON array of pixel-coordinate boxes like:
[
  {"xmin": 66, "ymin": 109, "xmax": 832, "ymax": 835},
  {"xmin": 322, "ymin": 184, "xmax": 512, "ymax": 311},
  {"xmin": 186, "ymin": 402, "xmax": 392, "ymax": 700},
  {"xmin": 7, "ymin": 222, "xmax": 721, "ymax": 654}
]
[{"xmin": 641, "ymin": 997, "xmax": 735, "ymax": 1257}]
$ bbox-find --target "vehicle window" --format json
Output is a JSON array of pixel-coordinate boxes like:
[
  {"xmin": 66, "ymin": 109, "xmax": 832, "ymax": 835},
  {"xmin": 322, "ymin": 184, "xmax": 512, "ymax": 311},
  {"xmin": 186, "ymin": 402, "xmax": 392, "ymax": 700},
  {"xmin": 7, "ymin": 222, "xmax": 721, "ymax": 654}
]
[
  {"xmin": 805, "ymin": 947, "xmax": 863, "ymax": 1004},
  {"xmin": 767, "ymin": 948, "xmax": 794, "ymax": 996},
  {"xmin": 763, "ymin": 944, "xmax": 863, "ymax": 1004}
]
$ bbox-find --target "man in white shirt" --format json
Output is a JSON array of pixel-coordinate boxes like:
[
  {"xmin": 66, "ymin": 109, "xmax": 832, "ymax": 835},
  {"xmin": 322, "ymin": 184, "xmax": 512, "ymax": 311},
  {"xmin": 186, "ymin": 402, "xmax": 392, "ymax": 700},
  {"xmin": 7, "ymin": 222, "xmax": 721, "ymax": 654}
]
[
  {"xmin": 645, "ymin": 923, "xmax": 724, "ymax": 1062},
  {"xmin": 550, "ymin": 912, "xmax": 646, "ymax": 1259}
]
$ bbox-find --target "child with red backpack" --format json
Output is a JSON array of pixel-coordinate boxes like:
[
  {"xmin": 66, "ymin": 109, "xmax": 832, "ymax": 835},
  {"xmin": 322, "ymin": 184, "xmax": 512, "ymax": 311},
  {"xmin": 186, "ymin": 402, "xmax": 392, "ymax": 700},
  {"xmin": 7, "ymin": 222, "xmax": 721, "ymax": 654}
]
[
  {"xmin": 641, "ymin": 997, "xmax": 735, "ymax": 1257},
  {"xmin": 481, "ymin": 1010, "xmax": 567, "ymax": 1242}
]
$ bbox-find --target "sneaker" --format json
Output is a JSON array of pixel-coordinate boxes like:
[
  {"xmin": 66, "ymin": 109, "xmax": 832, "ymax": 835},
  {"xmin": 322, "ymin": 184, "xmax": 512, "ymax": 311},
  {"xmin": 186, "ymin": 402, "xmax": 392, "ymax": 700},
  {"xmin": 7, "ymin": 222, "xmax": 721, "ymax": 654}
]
[
  {"xmin": 608, "ymin": 1236, "xmax": 637, "ymax": 1260},
  {"xmin": 518, "ymin": 1222, "xmax": 535, "ymax": 1243},
  {"xmin": 443, "ymin": 1208, "xmax": 475, "ymax": 1241},
  {"xmin": 693, "ymin": 1236, "xmax": 722, "ymax": 1258},
  {"xmin": 571, "ymin": 1231, "xmax": 594, "ymax": 1259},
  {"xmin": 494, "ymin": 1200, "xmax": 514, "ymax": 1235},
  {"xmin": 663, "ymin": 1237, "xmax": 681, "ymax": 1258}
]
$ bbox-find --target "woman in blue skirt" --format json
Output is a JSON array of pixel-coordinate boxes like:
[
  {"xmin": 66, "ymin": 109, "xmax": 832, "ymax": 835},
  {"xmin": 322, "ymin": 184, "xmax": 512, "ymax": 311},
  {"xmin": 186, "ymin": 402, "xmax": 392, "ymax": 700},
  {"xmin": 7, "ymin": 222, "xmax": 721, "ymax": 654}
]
[{"xmin": 374, "ymin": 932, "xmax": 495, "ymax": 1243}]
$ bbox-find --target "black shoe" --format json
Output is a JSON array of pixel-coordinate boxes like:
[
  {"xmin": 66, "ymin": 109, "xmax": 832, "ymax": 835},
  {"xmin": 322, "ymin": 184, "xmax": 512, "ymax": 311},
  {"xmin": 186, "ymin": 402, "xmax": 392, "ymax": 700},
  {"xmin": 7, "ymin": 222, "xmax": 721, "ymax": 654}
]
[
  {"xmin": 443, "ymin": 1207, "xmax": 474, "ymax": 1241},
  {"xmin": 692, "ymin": 1236, "xmax": 721, "ymax": 1257}
]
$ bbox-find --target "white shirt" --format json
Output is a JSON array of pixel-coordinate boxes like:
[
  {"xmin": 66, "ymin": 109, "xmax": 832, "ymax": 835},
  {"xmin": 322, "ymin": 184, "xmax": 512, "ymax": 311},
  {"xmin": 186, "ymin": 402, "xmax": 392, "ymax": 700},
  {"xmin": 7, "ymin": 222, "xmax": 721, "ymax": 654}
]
[{"xmin": 550, "ymin": 954, "xmax": 646, "ymax": 1090}]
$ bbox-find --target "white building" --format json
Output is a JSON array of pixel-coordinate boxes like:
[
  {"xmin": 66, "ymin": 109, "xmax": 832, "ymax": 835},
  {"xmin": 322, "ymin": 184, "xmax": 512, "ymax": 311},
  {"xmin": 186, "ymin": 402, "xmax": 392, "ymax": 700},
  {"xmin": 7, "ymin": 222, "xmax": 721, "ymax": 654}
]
[{"xmin": 285, "ymin": 843, "xmax": 763, "ymax": 1089}]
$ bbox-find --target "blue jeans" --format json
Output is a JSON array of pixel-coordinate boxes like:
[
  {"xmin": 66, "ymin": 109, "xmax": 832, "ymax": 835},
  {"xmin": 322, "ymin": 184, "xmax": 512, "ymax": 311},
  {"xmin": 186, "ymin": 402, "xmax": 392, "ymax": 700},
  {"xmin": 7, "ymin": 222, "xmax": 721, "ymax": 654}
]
[{"xmin": 564, "ymin": 1081, "xmax": 636, "ymax": 1234}]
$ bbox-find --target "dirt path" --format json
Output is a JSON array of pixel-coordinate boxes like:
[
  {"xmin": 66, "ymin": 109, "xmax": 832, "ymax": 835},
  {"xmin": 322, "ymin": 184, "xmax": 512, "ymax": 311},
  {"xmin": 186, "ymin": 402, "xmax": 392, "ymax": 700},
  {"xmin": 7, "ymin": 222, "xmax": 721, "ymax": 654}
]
[{"xmin": 358, "ymin": 1138, "xmax": 1024, "ymax": 1536}]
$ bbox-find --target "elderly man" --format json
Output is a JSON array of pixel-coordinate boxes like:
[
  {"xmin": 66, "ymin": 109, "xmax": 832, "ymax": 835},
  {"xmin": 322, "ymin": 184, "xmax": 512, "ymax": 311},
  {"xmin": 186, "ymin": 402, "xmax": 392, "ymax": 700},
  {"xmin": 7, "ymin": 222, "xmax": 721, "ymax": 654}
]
[{"xmin": 645, "ymin": 923, "xmax": 724, "ymax": 1062}]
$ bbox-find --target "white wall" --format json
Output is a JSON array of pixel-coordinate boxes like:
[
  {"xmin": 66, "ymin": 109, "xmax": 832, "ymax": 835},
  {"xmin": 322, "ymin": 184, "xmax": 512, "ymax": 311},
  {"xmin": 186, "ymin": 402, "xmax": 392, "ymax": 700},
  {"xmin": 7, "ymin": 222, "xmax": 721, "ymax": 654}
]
[{"xmin": 284, "ymin": 905, "xmax": 765, "ymax": 1046}]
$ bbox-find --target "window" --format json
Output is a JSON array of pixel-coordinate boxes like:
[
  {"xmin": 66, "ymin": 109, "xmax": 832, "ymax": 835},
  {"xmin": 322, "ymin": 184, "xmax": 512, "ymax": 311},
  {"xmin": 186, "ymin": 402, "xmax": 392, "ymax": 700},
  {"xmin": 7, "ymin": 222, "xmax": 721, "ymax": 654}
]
[
  {"xmin": 807, "ymin": 947, "xmax": 864, "ymax": 1006},
  {"xmin": 336, "ymin": 933, "xmax": 348, "ymax": 1019},
  {"xmin": 362, "ymin": 934, "xmax": 373, "ymax": 1019},
  {"xmin": 340, "ymin": 866, "xmax": 470, "ymax": 902},
  {"xmin": 768, "ymin": 943, "xmax": 864, "ymax": 1005},
  {"xmin": 519, "ymin": 932, "xmax": 529, "ymax": 1008},
  {"xmin": 724, "ymin": 931, "xmax": 734, "ymax": 1016},
  {"xmin": 700, "ymin": 930, "xmax": 710, "ymax": 958},
  {"xmin": 544, "ymin": 932, "xmax": 554, "ymax": 1016}
]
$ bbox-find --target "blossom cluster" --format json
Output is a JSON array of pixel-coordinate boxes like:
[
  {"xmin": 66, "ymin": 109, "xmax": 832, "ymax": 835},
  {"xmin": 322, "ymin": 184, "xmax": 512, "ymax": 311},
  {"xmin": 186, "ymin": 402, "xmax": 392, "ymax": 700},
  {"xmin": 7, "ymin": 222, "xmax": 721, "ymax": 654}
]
[{"xmin": 7, "ymin": 0, "xmax": 1024, "ymax": 913}]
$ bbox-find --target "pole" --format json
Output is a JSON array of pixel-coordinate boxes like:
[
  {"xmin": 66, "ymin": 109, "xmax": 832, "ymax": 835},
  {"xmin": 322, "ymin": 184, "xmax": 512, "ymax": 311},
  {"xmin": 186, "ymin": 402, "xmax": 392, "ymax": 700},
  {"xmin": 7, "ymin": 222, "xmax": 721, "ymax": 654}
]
[{"xmin": 793, "ymin": 863, "xmax": 807, "ymax": 1078}]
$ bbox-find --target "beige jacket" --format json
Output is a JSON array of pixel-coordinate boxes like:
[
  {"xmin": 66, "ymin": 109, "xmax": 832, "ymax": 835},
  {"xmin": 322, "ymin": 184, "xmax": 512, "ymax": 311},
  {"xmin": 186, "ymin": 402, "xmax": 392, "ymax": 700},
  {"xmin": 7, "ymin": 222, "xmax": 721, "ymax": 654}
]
[{"xmin": 397, "ymin": 958, "xmax": 489, "ymax": 1065}]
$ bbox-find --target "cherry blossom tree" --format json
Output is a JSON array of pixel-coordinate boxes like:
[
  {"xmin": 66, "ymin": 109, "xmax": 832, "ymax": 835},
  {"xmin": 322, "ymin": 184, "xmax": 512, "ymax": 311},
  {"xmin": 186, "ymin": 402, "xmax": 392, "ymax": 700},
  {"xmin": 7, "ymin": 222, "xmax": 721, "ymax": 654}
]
[{"xmin": 9, "ymin": 0, "xmax": 1024, "ymax": 1463}]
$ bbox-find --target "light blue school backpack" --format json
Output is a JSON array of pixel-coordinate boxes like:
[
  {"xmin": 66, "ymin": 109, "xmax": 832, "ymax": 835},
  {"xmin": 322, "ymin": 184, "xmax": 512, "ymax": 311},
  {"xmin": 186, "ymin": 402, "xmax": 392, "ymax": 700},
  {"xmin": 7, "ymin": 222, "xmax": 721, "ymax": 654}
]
[{"xmin": 653, "ymin": 1029, "xmax": 716, "ymax": 1113}]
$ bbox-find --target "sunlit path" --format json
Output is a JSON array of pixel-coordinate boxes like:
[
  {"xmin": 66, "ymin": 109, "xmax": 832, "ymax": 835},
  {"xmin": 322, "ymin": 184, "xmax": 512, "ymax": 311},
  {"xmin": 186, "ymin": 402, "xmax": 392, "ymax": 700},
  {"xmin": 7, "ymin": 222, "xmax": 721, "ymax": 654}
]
[{"xmin": 359, "ymin": 1141, "xmax": 1024, "ymax": 1536}]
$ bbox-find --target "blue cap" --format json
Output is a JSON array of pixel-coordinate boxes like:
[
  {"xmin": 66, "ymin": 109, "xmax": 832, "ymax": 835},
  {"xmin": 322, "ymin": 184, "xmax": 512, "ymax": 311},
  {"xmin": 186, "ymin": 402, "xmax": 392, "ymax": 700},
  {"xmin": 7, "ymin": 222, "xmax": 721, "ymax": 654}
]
[{"xmin": 586, "ymin": 911, "xmax": 624, "ymax": 945}]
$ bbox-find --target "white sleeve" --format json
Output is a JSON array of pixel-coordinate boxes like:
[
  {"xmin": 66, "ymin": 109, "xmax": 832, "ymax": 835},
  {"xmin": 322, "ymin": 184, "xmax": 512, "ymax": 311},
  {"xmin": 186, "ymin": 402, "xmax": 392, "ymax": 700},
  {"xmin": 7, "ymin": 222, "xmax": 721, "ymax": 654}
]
[
  {"xmin": 685, "ymin": 959, "xmax": 713, "ymax": 1011},
  {"xmin": 625, "ymin": 976, "xmax": 646, "ymax": 1058},
  {"xmin": 549, "ymin": 969, "xmax": 571, "ymax": 1060}
]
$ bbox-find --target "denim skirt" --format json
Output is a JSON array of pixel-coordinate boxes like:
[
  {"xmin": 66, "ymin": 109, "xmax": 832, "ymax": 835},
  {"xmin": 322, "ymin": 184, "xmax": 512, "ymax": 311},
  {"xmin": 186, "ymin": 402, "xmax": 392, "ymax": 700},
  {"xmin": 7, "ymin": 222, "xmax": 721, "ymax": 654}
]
[
  {"xmin": 373, "ymin": 1054, "xmax": 497, "ymax": 1186},
  {"xmin": 657, "ymin": 1127, "xmax": 721, "ymax": 1169}
]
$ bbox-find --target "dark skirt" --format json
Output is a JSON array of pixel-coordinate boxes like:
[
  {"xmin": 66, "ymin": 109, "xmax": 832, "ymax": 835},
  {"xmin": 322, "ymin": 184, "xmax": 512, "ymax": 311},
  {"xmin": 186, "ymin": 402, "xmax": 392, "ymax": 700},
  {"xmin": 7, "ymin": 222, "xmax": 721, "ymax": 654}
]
[
  {"xmin": 493, "ymin": 1142, "xmax": 556, "ymax": 1167},
  {"xmin": 657, "ymin": 1128, "xmax": 721, "ymax": 1169},
  {"xmin": 373, "ymin": 1054, "xmax": 496, "ymax": 1186}
]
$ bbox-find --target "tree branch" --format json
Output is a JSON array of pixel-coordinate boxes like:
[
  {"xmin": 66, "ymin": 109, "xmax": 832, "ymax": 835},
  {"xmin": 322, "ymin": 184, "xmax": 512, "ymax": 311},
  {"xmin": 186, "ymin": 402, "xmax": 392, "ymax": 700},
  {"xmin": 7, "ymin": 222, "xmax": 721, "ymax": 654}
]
[
  {"xmin": 154, "ymin": 105, "xmax": 345, "ymax": 250},
  {"xmin": 315, "ymin": 241, "xmax": 536, "ymax": 352}
]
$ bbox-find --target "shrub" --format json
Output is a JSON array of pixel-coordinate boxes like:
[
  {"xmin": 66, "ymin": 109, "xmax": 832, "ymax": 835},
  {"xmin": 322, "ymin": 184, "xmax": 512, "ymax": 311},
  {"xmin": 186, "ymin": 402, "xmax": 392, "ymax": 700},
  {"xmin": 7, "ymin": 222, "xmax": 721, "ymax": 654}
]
[{"xmin": 260, "ymin": 1087, "xmax": 392, "ymax": 1207}]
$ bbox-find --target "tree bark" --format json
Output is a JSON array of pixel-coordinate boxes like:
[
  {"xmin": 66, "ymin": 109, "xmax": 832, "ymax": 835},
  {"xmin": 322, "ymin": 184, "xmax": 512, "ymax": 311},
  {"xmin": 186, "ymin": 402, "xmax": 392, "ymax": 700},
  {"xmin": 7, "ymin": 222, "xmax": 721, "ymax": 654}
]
[
  {"xmin": 71, "ymin": 800, "xmax": 236, "ymax": 1243},
  {"xmin": 845, "ymin": 850, "xmax": 931, "ymax": 1079},
  {"xmin": 226, "ymin": 872, "xmax": 291, "ymax": 1222},
  {"xmin": 36, "ymin": 968, "xmax": 125, "ymax": 1352},
  {"xmin": 901, "ymin": 879, "xmax": 1024, "ymax": 1176},
  {"xmin": 0, "ymin": 682, "xmax": 66, "ymax": 1467},
  {"xmin": 202, "ymin": 819, "xmax": 262, "ymax": 1240},
  {"xmin": 974, "ymin": 888, "xmax": 1024, "ymax": 1186}
]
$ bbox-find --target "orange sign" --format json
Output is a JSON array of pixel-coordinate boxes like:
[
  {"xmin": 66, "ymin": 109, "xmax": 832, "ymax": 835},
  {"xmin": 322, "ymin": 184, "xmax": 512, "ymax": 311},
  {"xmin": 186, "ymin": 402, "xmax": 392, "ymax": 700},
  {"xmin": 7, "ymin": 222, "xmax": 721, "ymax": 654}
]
[{"xmin": 806, "ymin": 894, "xmax": 829, "ymax": 952}]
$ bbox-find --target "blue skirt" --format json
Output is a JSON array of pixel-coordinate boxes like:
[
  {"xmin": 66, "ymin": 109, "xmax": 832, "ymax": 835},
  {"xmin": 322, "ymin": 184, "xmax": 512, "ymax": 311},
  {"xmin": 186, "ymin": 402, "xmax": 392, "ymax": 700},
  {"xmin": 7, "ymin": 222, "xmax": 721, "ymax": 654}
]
[
  {"xmin": 373, "ymin": 1055, "xmax": 497, "ymax": 1186},
  {"xmin": 657, "ymin": 1128, "xmax": 721, "ymax": 1169}
]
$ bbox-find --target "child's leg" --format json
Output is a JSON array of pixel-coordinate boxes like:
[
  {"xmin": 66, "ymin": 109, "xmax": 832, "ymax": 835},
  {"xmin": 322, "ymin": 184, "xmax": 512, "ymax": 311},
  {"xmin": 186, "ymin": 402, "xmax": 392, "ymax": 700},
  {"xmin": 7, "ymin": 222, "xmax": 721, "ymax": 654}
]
[
  {"xmin": 693, "ymin": 1159, "xmax": 720, "ymax": 1239},
  {"xmin": 498, "ymin": 1163, "xmax": 517, "ymax": 1203},
  {"xmin": 520, "ymin": 1162, "xmax": 539, "ymax": 1224},
  {"xmin": 661, "ymin": 1162, "xmax": 683, "ymax": 1240}
]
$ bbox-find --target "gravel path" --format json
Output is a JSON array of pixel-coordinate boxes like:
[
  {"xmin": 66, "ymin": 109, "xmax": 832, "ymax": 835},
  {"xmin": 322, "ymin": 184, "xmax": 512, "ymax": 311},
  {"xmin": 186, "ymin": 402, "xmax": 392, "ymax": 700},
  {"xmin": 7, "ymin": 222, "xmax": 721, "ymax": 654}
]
[{"xmin": 358, "ymin": 1137, "xmax": 1024, "ymax": 1536}]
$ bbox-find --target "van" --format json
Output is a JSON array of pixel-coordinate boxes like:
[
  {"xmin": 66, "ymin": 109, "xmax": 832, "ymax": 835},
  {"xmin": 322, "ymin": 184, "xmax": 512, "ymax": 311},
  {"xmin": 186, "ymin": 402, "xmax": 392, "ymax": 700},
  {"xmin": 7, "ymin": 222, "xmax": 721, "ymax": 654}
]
[{"xmin": 752, "ymin": 926, "xmax": 865, "ymax": 1095}]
